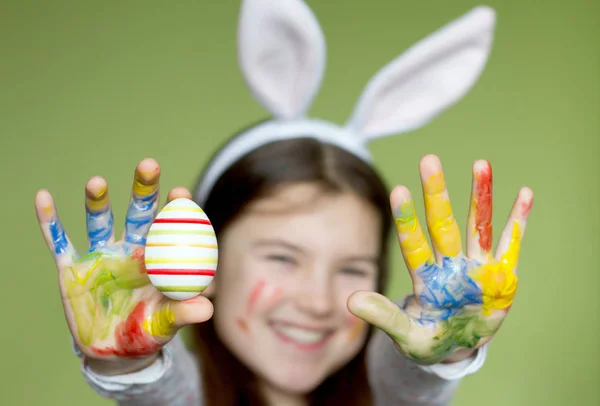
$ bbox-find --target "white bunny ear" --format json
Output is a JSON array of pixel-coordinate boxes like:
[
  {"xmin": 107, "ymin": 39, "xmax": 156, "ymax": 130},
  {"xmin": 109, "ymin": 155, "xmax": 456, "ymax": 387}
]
[
  {"xmin": 345, "ymin": 6, "xmax": 496, "ymax": 140},
  {"xmin": 237, "ymin": 0, "xmax": 326, "ymax": 120}
]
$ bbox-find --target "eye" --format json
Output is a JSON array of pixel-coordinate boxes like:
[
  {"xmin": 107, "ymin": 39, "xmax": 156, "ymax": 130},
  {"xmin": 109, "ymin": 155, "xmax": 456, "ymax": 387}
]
[
  {"xmin": 340, "ymin": 267, "xmax": 368, "ymax": 277},
  {"xmin": 267, "ymin": 254, "xmax": 296, "ymax": 265}
]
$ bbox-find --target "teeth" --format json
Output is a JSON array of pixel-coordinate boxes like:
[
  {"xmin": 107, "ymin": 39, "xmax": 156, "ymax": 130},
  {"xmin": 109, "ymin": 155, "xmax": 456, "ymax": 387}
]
[{"xmin": 273, "ymin": 325, "xmax": 327, "ymax": 344}]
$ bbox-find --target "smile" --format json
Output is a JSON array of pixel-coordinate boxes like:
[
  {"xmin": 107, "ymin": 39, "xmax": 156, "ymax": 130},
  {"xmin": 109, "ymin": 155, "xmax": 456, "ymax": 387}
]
[{"xmin": 269, "ymin": 322, "xmax": 334, "ymax": 351}]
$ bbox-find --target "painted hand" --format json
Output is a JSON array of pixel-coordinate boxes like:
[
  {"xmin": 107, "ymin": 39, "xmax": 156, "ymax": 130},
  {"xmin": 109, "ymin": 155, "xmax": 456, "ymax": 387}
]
[
  {"xmin": 349, "ymin": 154, "xmax": 533, "ymax": 365},
  {"xmin": 35, "ymin": 159, "xmax": 213, "ymax": 362}
]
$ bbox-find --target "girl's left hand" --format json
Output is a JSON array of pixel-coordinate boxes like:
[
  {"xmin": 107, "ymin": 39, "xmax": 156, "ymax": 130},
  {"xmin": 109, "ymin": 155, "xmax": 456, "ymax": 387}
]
[{"xmin": 349, "ymin": 154, "xmax": 533, "ymax": 365}]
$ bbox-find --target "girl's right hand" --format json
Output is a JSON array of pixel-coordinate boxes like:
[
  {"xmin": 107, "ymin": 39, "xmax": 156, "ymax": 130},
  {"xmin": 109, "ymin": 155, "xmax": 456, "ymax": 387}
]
[{"xmin": 35, "ymin": 158, "xmax": 214, "ymax": 375}]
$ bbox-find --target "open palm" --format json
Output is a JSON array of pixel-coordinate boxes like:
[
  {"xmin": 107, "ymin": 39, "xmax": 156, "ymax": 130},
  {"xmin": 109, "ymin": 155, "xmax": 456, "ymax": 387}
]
[
  {"xmin": 35, "ymin": 159, "xmax": 213, "ymax": 362},
  {"xmin": 349, "ymin": 154, "xmax": 533, "ymax": 365}
]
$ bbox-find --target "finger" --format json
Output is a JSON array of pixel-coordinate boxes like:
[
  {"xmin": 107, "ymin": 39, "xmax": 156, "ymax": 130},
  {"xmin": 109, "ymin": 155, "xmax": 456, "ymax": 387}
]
[
  {"xmin": 143, "ymin": 296, "xmax": 214, "ymax": 339},
  {"xmin": 466, "ymin": 160, "xmax": 493, "ymax": 261},
  {"xmin": 123, "ymin": 158, "xmax": 161, "ymax": 245},
  {"xmin": 85, "ymin": 176, "xmax": 114, "ymax": 249},
  {"xmin": 35, "ymin": 190, "xmax": 78, "ymax": 268},
  {"xmin": 391, "ymin": 185, "xmax": 435, "ymax": 278},
  {"xmin": 419, "ymin": 154, "xmax": 463, "ymax": 261},
  {"xmin": 164, "ymin": 187, "xmax": 193, "ymax": 206},
  {"xmin": 347, "ymin": 290, "xmax": 411, "ymax": 345},
  {"xmin": 495, "ymin": 187, "xmax": 534, "ymax": 274}
]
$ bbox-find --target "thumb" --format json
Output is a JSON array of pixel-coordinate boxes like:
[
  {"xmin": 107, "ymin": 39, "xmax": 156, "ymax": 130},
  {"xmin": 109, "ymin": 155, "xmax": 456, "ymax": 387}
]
[
  {"xmin": 347, "ymin": 291, "xmax": 411, "ymax": 345},
  {"xmin": 145, "ymin": 296, "xmax": 214, "ymax": 339}
]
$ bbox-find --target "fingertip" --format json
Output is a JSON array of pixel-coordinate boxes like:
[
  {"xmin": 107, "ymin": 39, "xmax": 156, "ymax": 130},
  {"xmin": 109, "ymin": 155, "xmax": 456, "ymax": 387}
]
[
  {"xmin": 347, "ymin": 290, "xmax": 382, "ymax": 315},
  {"xmin": 389, "ymin": 185, "xmax": 411, "ymax": 206},
  {"xmin": 135, "ymin": 158, "xmax": 161, "ymax": 181},
  {"xmin": 419, "ymin": 153, "xmax": 440, "ymax": 170},
  {"xmin": 520, "ymin": 186, "xmax": 534, "ymax": 200},
  {"xmin": 175, "ymin": 295, "xmax": 214, "ymax": 326},
  {"xmin": 35, "ymin": 189, "xmax": 51, "ymax": 204},
  {"xmin": 473, "ymin": 159, "xmax": 491, "ymax": 174},
  {"xmin": 166, "ymin": 187, "xmax": 193, "ymax": 203},
  {"xmin": 85, "ymin": 176, "xmax": 109, "ymax": 198},
  {"xmin": 35, "ymin": 189, "xmax": 55, "ymax": 219},
  {"xmin": 519, "ymin": 187, "xmax": 534, "ymax": 217},
  {"xmin": 419, "ymin": 154, "xmax": 443, "ymax": 182}
]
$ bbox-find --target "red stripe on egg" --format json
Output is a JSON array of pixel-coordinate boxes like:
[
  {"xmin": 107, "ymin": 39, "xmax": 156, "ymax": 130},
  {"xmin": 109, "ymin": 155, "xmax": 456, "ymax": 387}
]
[
  {"xmin": 153, "ymin": 218, "xmax": 212, "ymax": 225},
  {"xmin": 146, "ymin": 269, "xmax": 216, "ymax": 276}
]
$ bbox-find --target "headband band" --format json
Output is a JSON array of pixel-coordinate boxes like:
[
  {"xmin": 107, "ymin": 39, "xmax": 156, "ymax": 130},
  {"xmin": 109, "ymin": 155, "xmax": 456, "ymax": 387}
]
[{"xmin": 195, "ymin": 0, "xmax": 496, "ymax": 205}]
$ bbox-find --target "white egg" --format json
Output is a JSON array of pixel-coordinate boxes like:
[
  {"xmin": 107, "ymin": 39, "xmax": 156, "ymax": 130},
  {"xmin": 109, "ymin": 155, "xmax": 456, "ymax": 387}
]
[{"xmin": 144, "ymin": 198, "xmax": 218, "ymax": 300}]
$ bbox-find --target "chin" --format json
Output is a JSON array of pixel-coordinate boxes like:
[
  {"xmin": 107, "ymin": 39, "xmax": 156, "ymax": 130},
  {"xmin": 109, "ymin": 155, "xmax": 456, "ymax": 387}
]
[{"xmin": 262, "ymin": 365, "xmax": 327, "ymax": 395}]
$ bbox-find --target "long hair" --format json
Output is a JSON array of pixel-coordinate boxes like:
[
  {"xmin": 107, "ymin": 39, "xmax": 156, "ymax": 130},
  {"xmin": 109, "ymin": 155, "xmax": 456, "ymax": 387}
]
[{"xmin": 191, "ymin": 123, "xmax": 393, "ymax": 405}]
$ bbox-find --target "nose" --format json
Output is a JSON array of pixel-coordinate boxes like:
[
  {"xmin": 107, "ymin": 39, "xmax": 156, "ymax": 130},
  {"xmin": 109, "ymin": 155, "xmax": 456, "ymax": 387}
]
[{"xmin": 294, "ymin": 265, "xmax": 335, "ymax": 317}]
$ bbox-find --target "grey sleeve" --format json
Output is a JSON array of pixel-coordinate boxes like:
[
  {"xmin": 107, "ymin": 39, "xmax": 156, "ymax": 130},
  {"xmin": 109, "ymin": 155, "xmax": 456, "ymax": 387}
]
[
  {"xmin": 76, "ymin": 333, "xmax": 203, "ymax": 406},
  {"xmin": 366, "ymin": 314, "xmax": 488, "ymax": 405}
]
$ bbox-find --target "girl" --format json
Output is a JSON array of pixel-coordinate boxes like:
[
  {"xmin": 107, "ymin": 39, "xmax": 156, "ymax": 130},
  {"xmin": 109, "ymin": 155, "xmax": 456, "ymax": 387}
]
[{"xmin": 35, "ymin": 1, "xmax": 533, "ymax": 405}]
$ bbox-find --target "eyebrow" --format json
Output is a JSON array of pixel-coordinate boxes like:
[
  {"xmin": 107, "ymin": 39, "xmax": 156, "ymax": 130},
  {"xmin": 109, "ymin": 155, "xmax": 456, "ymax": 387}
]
[
  {"xmin": 251, "ymin": 239, "xmax": 378, "ymax": 264},
  {"xmin": 251, "ymin": 239, "xmax": 306, "ymax": 253}
]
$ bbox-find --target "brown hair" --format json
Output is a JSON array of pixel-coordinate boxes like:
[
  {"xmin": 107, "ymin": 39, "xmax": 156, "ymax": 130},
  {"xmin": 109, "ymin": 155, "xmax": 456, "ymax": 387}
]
[{"xmin": 191, "ymin": 122, "xmax": 393, "ymax": 405}]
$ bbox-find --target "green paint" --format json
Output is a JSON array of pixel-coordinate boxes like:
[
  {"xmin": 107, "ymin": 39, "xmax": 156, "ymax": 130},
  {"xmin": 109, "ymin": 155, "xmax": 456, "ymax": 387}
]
[
  {"xmin": 62, "ymin": 245, "xmax": 152, "ymax": 346},
  {"xmin": 394, "ymin": 199, "xmax": 417, "ymax": 226}
]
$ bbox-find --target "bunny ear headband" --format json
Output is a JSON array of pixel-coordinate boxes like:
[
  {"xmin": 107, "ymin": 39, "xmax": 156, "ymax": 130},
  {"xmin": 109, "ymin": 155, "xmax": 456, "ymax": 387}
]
[{"xmin": 195, "ymin": 0, "xmax": 496, "ymax": 205}]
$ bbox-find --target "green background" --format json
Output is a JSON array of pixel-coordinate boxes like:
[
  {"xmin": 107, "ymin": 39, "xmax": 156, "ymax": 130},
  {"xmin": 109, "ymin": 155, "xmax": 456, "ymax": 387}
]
[{"xmin": 1, "ymin": 0, "xmax": 597, "ymax": 404}]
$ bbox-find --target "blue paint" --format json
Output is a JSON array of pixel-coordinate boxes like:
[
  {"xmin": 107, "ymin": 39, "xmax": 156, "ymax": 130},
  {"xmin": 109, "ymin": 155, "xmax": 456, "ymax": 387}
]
[
  {"xmin": 86, "ymin": 210, "xmax": 114, "ymax": 249},
  {"xmin": 49, "ymin": 219, "xmax": 70, "ymax": 255},
  {"xmin": 124, "ymin": 191, "xmax": 158, "ymax": 245},
  {"xmin": 416, "ymin": 256, "xmax": 482, "ymax": 321}
]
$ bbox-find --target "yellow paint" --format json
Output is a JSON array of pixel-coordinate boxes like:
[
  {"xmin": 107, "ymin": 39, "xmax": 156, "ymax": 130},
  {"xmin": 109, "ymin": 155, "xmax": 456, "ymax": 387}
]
[
  {"xmin": 145, "ymin": 243, "xmax": 217, "ymax": 249},
  {"xmin": 143, "ymin": 305, "xmax": 176, "ymax": 338},
  {"xmin": 469, "ymin": 196, "xmax": 478, "ymax": 237},
  {"xmin": 423, "ymin": 172, "xmax": 461, "ymax": 257},
  {"xmin": 86, "ymin": 185, "xmax": 109, "ymax": 212},
  {"xmin": 395, "ymin": 200, "xmax": 434, "ymax": 270},
  {"xmin": 470, "ymin": 221, "xmax": 521, "ymax": 315},
  {"xmin": 62, "ymin": 252, "xmax": 152, "ymax": 346},
  {"xmin": 347, "ymin": 317, "xmax": 367, "ymax": 342},
  {"xmin": 144, "ymin": 257, "xmax": 218, "ymax": 264},
  {"xmin": 74, "ymin": 254, "xmax": 103, "ymax": 285},
  {"xmin": 161, "ymin": 206, "xmax": 204, "ymax": 213},
  {"xmin": 42, "ymin": 204, "xmax": 53, "ymax": 217},
  {"xmin": 133, "ymin": 172, "xmax": 159, "ymax": 197}
]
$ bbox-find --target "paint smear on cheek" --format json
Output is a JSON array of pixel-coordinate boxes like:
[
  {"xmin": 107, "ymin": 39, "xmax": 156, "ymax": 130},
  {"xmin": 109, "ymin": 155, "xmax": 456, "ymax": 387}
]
[
  {"xmin": 346, "ymin": 314, "xmax": 366, "ymax": 342},
  {"xmin": 246, "ymin": 279, "xmax": 266, "ymax": 316},
  {"xmin": 236, "ymin": 318, "xmax": 249, "ymax": 333},
  {"xmin": 237, "ymin": 281, "xmax": 283, "ymax": 334}
]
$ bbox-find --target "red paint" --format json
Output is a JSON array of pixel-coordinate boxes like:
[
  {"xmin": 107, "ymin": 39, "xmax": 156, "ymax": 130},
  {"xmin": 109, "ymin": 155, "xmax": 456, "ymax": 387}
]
[
  {"xmin": 475, "ymin": 164, "xmax": 493, "ymax": 252},
  {"xmin": 91, "ymin": 301, "xmax": 160, "ymax": 357},
  {"xmin": 153, "ymin": 218, "xmax": 211, "ymax": 225},
  {"xmin": 246, "ymin": 279, "xmax": 266, "ymax": 315},
  {"xmin": 146, "ymin": 269, "xmax": 215, "ymax": 276},
  {"xmin": 132, "ymin": 247, "xmax": 146, "ymax": 273},
  {"xmin": 521, "ymin": 197, "xmax": 533, "ymax": 217}
]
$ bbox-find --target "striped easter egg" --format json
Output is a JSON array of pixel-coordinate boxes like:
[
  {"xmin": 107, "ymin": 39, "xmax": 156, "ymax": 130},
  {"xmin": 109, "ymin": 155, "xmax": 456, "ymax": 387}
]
[{"xmin": 144, "ymin": 198, "xmax": 218, "ymax": 300}]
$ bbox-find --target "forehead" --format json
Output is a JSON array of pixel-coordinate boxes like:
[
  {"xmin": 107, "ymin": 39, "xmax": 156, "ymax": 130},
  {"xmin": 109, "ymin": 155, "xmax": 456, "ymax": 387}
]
[{"xmin": 229, "ymin": 183, "xmax": 382, "ymax": 255}]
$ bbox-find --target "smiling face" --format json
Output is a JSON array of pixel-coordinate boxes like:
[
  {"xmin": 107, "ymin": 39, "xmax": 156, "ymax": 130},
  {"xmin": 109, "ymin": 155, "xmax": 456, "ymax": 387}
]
[{"xmin": 211, "ymin": 182, "xmax": 381, "ymax": 396}]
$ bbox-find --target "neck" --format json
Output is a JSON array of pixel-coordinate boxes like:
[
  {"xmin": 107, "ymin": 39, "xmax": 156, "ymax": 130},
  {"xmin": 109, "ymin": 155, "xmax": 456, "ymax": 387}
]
[{"xmin": 260, "ymin": 381, "xmax": 307, "ymax": 406}]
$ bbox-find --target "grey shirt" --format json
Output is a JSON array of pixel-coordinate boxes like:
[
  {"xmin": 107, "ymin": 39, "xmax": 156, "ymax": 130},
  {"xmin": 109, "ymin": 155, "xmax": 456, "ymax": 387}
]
[{"xmin": 76, "ymin": 326, "xmax": 488, "ymax": 405}]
